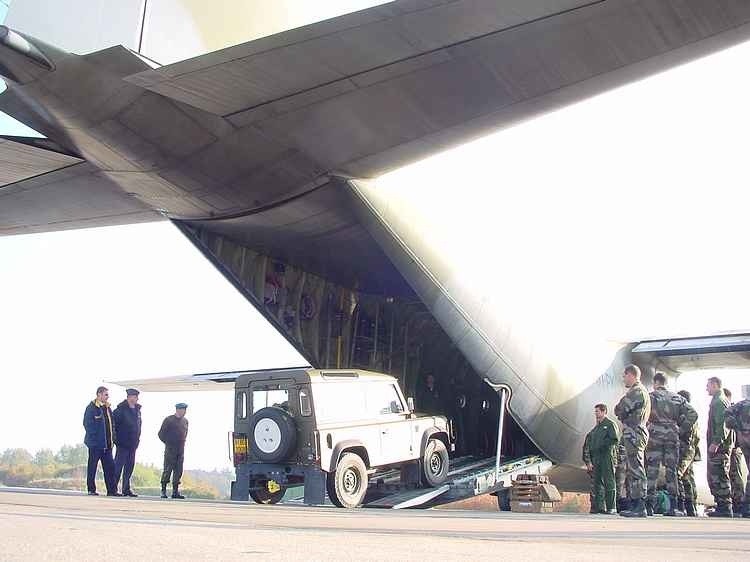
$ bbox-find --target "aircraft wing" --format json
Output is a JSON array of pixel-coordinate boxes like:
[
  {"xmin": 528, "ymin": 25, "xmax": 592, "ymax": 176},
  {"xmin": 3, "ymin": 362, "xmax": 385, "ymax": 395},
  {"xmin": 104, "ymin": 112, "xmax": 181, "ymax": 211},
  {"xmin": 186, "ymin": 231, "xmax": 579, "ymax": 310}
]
[
  {"xmin": 632, "ymin": 333, "xmax": 750, "ymax": 372},
  {"xmin": 0, "ymin": 136, "xmax": 161, "ymax": 235},
  {"xmin": 110, "ymin": 367, "xmax": 311, "ymax": 393},
  {"xmin": 126, "ymin": 0, "xmax": 750, "ymax": 178}
]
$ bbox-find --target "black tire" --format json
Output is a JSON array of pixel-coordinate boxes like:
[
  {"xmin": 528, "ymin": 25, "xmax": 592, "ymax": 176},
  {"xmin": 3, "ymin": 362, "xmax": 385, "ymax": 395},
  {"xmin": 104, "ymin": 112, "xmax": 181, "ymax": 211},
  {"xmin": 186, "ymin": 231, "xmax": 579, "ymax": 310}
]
[
  {"xmin": 249, "ymin": 406, "xmax": 296, "ymax": 463},
  {"xmin": 250, "ymin": 484, "xmax": 285, "ymax": 505},
  {"xmin": 327, "ymin": 452, "xmax": 368, "ymax": 508},
  {"xmin": 421, "ymin": 438, "xmax": 449, "ymax": 487}
]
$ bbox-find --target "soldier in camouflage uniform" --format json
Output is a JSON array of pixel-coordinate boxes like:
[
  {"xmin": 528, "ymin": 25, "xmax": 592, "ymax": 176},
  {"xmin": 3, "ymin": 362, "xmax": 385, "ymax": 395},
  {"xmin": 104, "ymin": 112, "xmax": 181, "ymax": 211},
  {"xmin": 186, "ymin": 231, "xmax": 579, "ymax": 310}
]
[
  {"xmin": 615, "ymin": 364, "xmax": 651, "ymax": 517},
  {"xmin": 724, "ymin": 388, "xmax": 748, "ymax": 515},
  {"xmin": 676, "ymin": 390, "xmax": 700, "ymax": 517},
  {"xmin": 706, "ymin": 377, "xmax": 733, "ymax": 517},
  {"xmin": 615, "ymin": 434, "xmax": 629, "ymax": 512},
  {"xmin": 646, "ymin": 372, "xmax": 698, "ymax": 516},
  {"xmin": 725, "ymin": 385, "xmax": 750, "ymax": 518}
]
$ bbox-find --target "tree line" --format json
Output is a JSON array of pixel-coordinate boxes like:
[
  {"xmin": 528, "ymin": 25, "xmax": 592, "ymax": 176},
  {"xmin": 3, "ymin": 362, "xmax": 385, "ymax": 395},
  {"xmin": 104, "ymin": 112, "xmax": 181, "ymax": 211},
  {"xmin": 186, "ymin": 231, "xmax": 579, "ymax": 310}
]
[{"xmin": 0, "ymin": 445, "xmax": 231, "ymax": 499}]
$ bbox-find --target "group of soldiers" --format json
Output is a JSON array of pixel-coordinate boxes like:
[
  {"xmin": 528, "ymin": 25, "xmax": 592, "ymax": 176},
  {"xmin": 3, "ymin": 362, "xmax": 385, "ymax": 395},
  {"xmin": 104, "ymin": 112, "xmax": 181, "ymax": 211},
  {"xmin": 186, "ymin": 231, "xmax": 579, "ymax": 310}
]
[
  {"xmin": 583, "ymin": 365, "xmax": 750, "ymax": 518},
  {"xmin": 82, "ymin": 386, "xmax": 190, "ymax": 499}
]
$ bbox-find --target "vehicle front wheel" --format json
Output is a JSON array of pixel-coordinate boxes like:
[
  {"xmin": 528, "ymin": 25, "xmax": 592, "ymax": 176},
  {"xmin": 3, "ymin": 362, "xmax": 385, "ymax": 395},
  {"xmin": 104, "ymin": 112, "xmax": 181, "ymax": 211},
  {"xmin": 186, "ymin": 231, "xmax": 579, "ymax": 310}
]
[
  {"xmin": 327, "ymin": 452, "xmax": 368, "ymax": 508},
  {"xmin": 421, "ymin": 438, "xmax": 449, "ymax": 487}
]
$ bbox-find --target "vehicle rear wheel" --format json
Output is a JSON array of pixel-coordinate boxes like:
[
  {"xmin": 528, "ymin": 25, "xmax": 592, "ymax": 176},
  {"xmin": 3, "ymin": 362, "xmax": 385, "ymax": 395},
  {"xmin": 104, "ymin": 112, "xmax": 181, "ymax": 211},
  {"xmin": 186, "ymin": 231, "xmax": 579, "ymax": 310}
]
[
  {"xmin": 421, "ymin": 438, "xmax": 449, "ymax": 487},
  {"xmin": 327, "ymin": 453, "xmax": 368, "ymax": 508},
  {"xmin": 249, "ymin": 482, "xmax": 285, "ymax": 505}
]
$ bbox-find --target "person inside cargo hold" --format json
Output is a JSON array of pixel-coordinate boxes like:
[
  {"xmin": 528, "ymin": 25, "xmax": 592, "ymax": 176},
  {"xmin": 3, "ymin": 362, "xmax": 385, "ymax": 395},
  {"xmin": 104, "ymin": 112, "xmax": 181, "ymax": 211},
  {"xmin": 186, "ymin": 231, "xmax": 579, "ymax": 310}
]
[{"xmin": 416, "ymin": 374, "xmax": 442, "ymax": 414}]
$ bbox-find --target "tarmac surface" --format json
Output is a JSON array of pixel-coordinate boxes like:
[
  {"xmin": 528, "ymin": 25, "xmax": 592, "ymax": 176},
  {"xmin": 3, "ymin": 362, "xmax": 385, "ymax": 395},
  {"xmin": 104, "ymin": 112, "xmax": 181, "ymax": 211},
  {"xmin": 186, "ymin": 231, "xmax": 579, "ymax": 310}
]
[{"xmin": 1, "ymin": 488, "xmax": 748, "ymax": 561}]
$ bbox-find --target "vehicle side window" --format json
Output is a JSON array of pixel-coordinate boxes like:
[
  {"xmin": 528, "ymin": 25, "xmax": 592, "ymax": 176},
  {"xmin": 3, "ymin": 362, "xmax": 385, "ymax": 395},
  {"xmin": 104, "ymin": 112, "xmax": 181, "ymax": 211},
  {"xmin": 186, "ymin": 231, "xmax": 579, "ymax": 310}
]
[
  {"xmin": 313, "ymin": 382, "xmax": 367, "ymax": 424},
  {"xmin": 235, "ymin": 391, "xmax": 247, "ymax": 420},
  {"xmin": 367, "ymin": 383, "xmax": 404, "ymax": 416}
]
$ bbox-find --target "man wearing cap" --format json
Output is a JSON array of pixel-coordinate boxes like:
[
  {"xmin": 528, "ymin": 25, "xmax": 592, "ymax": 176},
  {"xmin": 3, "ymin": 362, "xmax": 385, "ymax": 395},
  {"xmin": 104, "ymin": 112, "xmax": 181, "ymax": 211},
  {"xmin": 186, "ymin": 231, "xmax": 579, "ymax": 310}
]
[
  {"xmin": 82, "ymin": 386, "xmax": 118, "ymax": 496},
  {"xmin": 113, "ymin": 388, "xmax": 142, "ymax": 497},
  {"xmin": 158, "ymin": 403, "xmax": 189, "ymax": 499},
  {"xmin": 726, "ymin": 385, "xmax": 750, "ymax": 518}
]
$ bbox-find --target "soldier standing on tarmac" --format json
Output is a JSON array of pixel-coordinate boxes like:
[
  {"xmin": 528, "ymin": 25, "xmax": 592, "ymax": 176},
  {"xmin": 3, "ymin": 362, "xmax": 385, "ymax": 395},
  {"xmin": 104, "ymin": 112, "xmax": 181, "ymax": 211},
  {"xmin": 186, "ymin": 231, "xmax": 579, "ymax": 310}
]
[
  {"xmin": 158, "ymin": 403, "xmax": 189, "ymax": 499},
  {"xmin": 645, "ymin": 372, "xmax": 698, "ymax": 516},
  {"xmin": 587, "ymin": 404, "xmax": 620, "ymax": 514},
  {"xmin": 615, "ymin": 364, "xmax": 651, "ymax": 517},
  {"xmin": 676, "ymin": 390, "xmax": 701, "ymax": 517},
  {"xmin": 725, "ymin": 385, "xmax": 750, "ymax": 518},
  {"xmin": 582, "ymin": 428, "xmax": 596, "ymax": 513},
  {"xmin": 723, "ymin": 388, "xmax": 748, "ymax": 515},
  {"xmin": 706, "ymin": 377, "xmax": 734, "ymax": 517}
]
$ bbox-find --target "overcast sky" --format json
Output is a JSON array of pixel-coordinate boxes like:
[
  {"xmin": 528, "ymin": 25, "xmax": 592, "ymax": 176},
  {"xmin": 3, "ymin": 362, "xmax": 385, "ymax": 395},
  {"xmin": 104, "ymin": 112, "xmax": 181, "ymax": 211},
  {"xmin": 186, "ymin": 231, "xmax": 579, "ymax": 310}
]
[{"xmin": 1, "ymin": 3, "xmax": 748, "ymax": 474}]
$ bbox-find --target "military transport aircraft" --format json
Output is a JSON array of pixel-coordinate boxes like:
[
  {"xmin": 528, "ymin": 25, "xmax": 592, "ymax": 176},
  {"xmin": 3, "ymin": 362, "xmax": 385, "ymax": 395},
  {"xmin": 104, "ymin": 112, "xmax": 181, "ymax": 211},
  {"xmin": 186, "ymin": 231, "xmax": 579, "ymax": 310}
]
[{"xmin": 2, "ymin": 1, "xmax": 750, "ymax": 495}]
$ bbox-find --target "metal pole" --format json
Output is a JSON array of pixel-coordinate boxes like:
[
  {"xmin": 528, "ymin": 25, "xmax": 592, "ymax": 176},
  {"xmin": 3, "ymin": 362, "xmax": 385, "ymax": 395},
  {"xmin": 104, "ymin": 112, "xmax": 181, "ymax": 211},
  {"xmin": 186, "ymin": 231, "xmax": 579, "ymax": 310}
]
[{"xmin": 495, "ymin": 387, "xmax": 508, "ymax": 481}]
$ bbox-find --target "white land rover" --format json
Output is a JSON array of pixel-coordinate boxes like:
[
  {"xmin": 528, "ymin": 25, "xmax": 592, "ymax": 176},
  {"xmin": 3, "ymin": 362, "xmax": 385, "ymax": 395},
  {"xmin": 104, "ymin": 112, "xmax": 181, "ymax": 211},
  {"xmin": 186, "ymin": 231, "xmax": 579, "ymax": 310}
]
[{"xmin": 231, "ymin": 368, "xmax": 453, "ymax": 508}]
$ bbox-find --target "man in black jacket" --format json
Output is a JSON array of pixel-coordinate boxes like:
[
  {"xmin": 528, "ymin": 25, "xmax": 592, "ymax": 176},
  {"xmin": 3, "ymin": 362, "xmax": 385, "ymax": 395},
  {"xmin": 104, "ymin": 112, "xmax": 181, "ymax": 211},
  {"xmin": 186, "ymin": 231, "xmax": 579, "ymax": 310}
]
[
  {"xmin": 113, "ymin": 388, "xmax": 142, "ymax": 497},
  {"xmin": 158, "ymin": 403, "xmax": 189, "ymax": 499},
  {"xmin": 82, "ymin": 386, "xmax": 119, "ymax": 496}
]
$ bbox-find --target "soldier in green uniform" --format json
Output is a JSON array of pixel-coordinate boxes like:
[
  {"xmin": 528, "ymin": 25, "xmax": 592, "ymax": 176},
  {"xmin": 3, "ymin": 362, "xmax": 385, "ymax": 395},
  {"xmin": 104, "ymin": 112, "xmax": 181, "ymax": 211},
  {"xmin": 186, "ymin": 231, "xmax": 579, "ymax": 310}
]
[
  {"xmin": 725, "ymin": 385, "xmax": 750, "ymax": 518},
  {"xmin": 582, "ymin": 429, "xmax": 597, "ymax": 513},
  {"xmin": 586, "ymin": 404, "xmax": 620, "ymax": 514},
  {"xmin": 615, "ymin": 364, "xmax": 651, "ymax": 517},
  {"xmin": 706, "ymin": 377, "xmax": 733, "ymax": 517},
  {"xmin": 158, "ymin": 403, "xmax": 189, "ymax": 499},
  {"xmin": 676, "ymin": 390, "xmax": 701, "ymax": 517},
  {"xmin": 646, "ymin": 372, "xmax": 698, "ymax": 516},
  {"xmin": 723, "ymin": 388, "xmax": 748, "ymax": 515}
]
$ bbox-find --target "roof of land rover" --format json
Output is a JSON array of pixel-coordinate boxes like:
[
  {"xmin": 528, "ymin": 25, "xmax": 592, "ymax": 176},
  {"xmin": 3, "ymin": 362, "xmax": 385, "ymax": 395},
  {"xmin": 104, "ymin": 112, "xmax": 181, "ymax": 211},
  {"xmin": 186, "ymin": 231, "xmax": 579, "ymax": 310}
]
[{"xmin": 110, "ymin": 367, "xmax": 395, "ymax": 392}]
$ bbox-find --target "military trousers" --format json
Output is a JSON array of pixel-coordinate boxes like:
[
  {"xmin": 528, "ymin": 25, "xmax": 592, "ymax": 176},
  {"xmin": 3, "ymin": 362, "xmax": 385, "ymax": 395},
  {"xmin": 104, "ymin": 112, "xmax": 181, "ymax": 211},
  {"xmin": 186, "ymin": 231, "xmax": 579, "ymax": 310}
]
[
  {"xmin": 707, "ymin": 448, "xmax": 731, "ymax": 507},
  {"xmin": 677, "ymin": 443, "xmax": 697, "ymax": 503},
  {"xmin": 646, "ymin": 428, "xmax": 679, "ymax": 498},
  {"xmin": 729, "ymin": 446, "xmax": 747, "ymax": 505},
  {"xmin": 735, "ymin": 436, "xmax": 750, "ymax": 506},
  {"xmin": 161, "ymin": 446, "xmax": 185, "ymax": 487},
  {"xmin": 592, "ymin": 451, "xmax": 616, "ymax": 512},
  {"xmin": 615, "ymin": 439, "xmax": 628, "ymax": 499},
  {"xmin": 622, "ymin": 426, "xmax": 648, "ymax": 500}
]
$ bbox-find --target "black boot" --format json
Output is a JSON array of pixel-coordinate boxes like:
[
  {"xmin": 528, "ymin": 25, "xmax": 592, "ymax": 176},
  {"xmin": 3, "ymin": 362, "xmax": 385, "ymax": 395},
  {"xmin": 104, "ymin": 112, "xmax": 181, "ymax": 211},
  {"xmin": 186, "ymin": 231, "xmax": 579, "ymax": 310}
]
[
  {"xmin": 742, "ymin": 503, "xmax": 750, "ymax": 519},
  {"xmin": 160, "ymin": 483, "xmax": 168, "ymax": 499},
  {"xmin": 666, "ymin": 495, "xmax": 685, "ymax": 517},
  {"xmin": 620, "ymin": 498, "xmax": 647, "ymax": 517},
  {"xmin": 733, "ymin": 500, "xmax": 743, "ymax": 518},
  {"xmin": 707, "ymin": 503, "xmax": 733, "ymax": 518},
  {"xmin": 617, "ymin": 497, "xmax": 630, "ymax": 513},
  {"xmin": 172, "ymin": 485, "xmax": 185, "ymax": 499},
  {"xmin": 645, "ymin": 497, "xmax": 654, "ymax": 516},
  {"xmin": 684, "ymin": 500, "xmax": 697, "ymax": 517}
]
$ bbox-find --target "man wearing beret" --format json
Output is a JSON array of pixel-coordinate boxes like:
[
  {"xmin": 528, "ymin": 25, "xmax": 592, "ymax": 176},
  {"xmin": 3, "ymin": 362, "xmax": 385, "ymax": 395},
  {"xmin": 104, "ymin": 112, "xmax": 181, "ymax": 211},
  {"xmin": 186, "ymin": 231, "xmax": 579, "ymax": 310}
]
[
  {"xmin": 158, "ymin": 403, "xmax": 189, "ymax": 499},
  {"xmin": 113, "ymin": 388, "xmax": 142, "ymax": 497}
]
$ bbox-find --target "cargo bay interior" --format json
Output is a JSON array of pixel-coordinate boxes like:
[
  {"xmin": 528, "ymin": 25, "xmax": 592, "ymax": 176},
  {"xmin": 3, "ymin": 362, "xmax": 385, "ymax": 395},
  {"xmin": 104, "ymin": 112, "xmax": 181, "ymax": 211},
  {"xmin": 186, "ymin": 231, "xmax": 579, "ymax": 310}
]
[{"xmin": 177, "ymin": 212, "xmax": 539, "ymax": 464}]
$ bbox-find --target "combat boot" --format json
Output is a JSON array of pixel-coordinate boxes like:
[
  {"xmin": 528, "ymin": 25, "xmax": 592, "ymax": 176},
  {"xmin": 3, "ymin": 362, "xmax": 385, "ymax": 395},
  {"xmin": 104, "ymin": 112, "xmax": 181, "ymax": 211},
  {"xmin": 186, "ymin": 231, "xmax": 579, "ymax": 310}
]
[
  {"xmin": 617, "ymin": 497, "xmax": 630, "ymax": 513},
  {"xmin": 645, "ymin": 497, "xmax": 654, "ymax": 516},
  {"xmin": 733, "ymin": 500, "xmax": 742, "ymax": 518},
  {"xmin": 160, "ymin": 483, "xmax": 168, "ymax": 499},
  {"xmin": 172, "ymin": 485, "xmax": 185, "ymax": 500},
  {"xmin": 666, "ymin": 495, "xmax": 685, "ymax": 517},
  {"xmin": 707, "ymin": 503, "xmax": 733, "ymax": 518},
  {"xmin": 742, "ymin": 503, "xmax": 750, "ymax": 519},
  {"xmin": 620, "ymin": 498, "xmax": 647, "ymax": 517},
  {"xmin": 686, "ymin": 500, "xmax": 697, "ymax": 517}
]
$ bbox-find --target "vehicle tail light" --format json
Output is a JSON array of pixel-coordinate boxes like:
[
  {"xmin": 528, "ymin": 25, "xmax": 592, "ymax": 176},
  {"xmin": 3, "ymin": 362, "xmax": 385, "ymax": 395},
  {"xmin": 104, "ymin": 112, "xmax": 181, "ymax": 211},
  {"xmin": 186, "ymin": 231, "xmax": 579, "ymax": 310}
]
[{"xmin": 233, "ymin": 433, "xmax": 248, "ymax": 466}]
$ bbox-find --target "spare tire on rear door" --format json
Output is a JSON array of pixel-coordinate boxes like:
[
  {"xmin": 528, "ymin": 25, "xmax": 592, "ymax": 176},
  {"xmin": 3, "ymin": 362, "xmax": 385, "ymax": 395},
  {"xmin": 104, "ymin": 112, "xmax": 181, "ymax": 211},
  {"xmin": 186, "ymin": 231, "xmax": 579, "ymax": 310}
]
[{"xmin": 249, "ymin": 406, "xmax": 296, "ymax": 463}]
